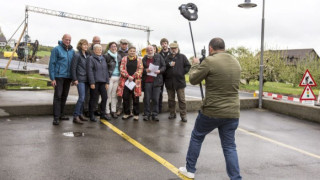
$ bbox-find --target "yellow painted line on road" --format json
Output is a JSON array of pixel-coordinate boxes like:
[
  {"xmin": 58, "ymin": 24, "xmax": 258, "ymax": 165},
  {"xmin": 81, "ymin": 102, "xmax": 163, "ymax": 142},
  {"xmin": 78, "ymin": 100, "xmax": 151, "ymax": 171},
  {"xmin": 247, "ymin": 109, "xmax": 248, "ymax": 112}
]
[
  {"xmin": 238, "ymin": 128, "xmax": 320, "ymax": 159},
  {"xmin": 101, "ymin": 120, "xmax": 192, "ymax": 180}
]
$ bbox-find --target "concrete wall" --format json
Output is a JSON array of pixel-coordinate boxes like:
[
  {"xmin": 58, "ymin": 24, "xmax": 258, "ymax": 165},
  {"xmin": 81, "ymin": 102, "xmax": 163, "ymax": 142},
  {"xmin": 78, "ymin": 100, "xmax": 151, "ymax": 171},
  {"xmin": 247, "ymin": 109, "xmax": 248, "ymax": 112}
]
[
  {"xmin": 0, "ymin": 98, "xmax": 258, "ymax": 117},
  {"xmin": 262, "ymin": 99, "xmax": 320, "ymax": 123},
  {"xmin": 1, "ymin": 97, "xmax": 319, "ymax": 124}
]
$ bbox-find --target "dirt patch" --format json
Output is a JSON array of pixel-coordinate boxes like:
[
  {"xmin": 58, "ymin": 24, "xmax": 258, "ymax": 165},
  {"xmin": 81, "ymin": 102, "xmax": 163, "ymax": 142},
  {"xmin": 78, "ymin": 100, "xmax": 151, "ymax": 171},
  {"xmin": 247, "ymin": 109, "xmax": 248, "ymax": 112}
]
[{"xmin": 36, "ymin": 56, "xmax": 50, "ymax": 65}]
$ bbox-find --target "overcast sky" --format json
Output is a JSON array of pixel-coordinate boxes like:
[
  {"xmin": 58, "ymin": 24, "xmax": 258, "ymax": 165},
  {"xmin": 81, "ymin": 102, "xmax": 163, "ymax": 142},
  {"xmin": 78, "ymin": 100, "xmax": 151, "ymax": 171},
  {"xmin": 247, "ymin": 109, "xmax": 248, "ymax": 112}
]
[{"xmin": 1, "ymin": 0, "xmax": 320, "ymax": 57}]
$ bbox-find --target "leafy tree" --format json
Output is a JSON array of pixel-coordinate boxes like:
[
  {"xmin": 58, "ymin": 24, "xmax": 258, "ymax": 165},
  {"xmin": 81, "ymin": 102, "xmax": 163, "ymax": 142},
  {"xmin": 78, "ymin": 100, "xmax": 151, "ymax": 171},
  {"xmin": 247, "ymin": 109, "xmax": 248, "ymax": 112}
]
[{"xmin": 228, "ymin": 47, "xmax": 259, "ymax": 84}]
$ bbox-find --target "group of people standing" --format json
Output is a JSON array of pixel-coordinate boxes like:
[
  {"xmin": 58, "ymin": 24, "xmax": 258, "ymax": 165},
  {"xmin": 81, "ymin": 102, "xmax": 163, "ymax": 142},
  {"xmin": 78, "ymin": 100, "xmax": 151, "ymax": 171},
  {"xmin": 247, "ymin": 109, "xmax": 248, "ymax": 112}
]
[
  {"xmin": 49, "ymin": 34, "xmax": 191, "ymax": 125},
  {"xmin": 49, "ymin": 35, "xmax": 242, "ymax": 179}
]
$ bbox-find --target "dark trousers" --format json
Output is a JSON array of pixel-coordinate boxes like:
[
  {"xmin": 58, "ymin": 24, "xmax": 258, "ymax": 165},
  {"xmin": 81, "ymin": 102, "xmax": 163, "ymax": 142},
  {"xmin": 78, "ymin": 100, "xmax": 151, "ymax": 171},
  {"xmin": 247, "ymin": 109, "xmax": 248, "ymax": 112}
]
[
  {"xmin": 89, "ymin": 82, "xmax": 108, "ymax": 116},
  {"xmin": 159, "ymin": 84, "xmax": 164, "ymax": 113},
  {"xmin": 123, "ymin": 86, "xmax": 139, "ymax": 116},
  {"xmin": 143, "ymin": 82, "xmax": 161, "ymax": 117},
  {"xmin": 53, "ymin": 77, "xmax": 72, "ymax": 119}
]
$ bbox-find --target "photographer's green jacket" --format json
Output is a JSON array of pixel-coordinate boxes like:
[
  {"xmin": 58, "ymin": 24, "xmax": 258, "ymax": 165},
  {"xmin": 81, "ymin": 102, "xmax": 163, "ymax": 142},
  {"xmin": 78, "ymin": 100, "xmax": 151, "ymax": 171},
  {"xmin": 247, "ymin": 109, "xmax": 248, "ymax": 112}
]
[{"xmin": 189, "ymin": 52, "xmax": 241, "ymax": 118}]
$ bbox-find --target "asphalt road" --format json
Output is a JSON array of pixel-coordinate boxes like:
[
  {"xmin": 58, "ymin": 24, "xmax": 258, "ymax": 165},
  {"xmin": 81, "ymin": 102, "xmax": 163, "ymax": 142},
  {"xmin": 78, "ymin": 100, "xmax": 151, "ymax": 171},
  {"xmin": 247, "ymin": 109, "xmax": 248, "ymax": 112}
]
[
  {"xmin": 0, "ymin": 59, "xmax": 48, "ymax": 75},
  {"xmin": 1, "ymin": 109, "xmax": 319, "ymax": 180}
]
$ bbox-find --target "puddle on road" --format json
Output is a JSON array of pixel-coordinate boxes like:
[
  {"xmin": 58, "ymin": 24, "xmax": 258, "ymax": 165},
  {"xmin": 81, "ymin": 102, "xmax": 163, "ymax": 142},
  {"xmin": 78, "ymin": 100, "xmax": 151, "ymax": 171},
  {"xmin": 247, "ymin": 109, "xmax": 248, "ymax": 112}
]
[{"xmin": 63, "ymin": 132, "xmax": 85, "ymax": 137}]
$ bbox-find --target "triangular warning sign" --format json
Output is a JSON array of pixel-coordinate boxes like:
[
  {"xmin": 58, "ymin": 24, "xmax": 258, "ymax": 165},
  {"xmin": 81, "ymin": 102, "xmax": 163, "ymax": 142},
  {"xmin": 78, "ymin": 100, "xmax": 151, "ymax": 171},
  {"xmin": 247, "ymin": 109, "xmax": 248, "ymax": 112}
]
[
  {"xmin": 300, "ymin": 85, "xmax": 316, "ymax": 101},
  {"xmin": 299, "ymin": 69, "xmax": 317, "ymax": 87}
]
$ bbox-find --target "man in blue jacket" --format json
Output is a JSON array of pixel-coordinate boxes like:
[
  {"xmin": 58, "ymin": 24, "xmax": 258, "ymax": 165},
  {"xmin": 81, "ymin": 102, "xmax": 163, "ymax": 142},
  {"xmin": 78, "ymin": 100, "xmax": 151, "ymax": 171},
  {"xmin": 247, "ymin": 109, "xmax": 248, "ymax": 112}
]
[{"xmin": 49, "ymin": 34, "xmax": 75, "ymax": 125}]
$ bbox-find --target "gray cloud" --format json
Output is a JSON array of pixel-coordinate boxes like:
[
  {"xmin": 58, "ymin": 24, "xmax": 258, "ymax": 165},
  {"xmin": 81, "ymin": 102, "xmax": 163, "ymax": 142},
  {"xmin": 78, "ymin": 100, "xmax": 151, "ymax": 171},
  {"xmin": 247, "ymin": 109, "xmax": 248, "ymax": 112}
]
[{"xmin": 1, "ymin": 0, "xmax": 320, "ymax": 58}]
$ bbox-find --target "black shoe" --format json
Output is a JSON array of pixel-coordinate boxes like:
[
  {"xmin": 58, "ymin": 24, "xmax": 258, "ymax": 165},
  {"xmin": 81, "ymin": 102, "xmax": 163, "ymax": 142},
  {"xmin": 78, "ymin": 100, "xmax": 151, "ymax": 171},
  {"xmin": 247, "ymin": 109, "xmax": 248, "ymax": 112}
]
[
  {"xmin": 143, "ymin": 116, "xmax": 149, "ymax": 121},
  {"xmin": 83, "ymin": 111, "xmax": 90, "ymax": 118},
  {"xmin": 100, "ymin": 115, "xmax": 109, "ymax": 120},
  {"xmin": 90, "ymin": 115, "xmax": 97, "ymax": 122},
  {"xmin": 152, "ymin": 116, "xmax": 159, "ymax": 121},
  {"xmin": 106, "ymin": 113, "xmax": 112, "ymax": 120},
  {"xmin": 111, "ymin": 112, "xmax": 118, "ymax": 118},
  {"xmin": 181, "ymin": 118, "xmax": 187, "ymax": 122},
  {"xmin": 59, "ymin": 116, "xmax": 69, "ymax": 121},
  {"xmin": 94, "ymin": 111, "xmax": 101, "ymax": 116},
  {"xmin": 53, "ymin": 119, "xmax": 59, "ymax": 125},
  {"xmin": 168, "ymin": 114, "xmax": 176, "ymax": 119}
]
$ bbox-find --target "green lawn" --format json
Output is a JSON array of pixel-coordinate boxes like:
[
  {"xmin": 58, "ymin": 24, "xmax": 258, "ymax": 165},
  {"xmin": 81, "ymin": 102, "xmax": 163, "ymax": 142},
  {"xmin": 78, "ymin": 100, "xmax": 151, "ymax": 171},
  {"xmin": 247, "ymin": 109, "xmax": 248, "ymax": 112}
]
[
  {"xmin": 186, "ymin": 74, "xmax": 318, "ymax": 97},
  {"xmin": 0, "ymin": 69, "xmax": 53, "ymax": 90},
  {"xmin": 36, "ymin": 50, "xmax": 51, "ymax": 58},
  {"xmin": 240, "ymin": 81, "xmax": 319, "ymax": 97}
]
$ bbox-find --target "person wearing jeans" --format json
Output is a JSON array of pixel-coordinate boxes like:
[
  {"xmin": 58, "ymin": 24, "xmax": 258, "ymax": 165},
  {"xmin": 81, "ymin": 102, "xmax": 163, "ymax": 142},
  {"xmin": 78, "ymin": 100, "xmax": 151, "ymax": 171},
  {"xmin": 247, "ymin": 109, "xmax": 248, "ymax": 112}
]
[
  {"xmin": 49, "ymin": 34, "xmax": 75, "ymax": 125},
  {"xmin": 179, "ymin": 38, "xmax": 242, "ymax": 180},
  {"xmin": 71, "ymin": 39, "xmax": 90, "ymax": 124}
]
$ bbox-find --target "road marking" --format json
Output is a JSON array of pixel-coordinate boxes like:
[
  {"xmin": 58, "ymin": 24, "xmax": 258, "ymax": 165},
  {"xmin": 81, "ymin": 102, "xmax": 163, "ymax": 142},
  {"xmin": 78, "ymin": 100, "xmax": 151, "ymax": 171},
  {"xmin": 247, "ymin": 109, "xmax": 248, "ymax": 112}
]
[
  {"xmin": 100, "ymin": 120, "xmax": 191, "ymax": 180},
  {"xmin": 238, "ymin": 128, "xmax": 320, "ymax": 159}
]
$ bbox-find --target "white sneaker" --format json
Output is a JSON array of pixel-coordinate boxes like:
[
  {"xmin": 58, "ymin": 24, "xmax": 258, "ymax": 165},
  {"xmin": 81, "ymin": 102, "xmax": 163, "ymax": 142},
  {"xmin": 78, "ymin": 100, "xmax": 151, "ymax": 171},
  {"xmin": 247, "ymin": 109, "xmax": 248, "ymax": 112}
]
[{"xmin": 178, "ymin": 166, "xmax": 195, "ymax": 179}]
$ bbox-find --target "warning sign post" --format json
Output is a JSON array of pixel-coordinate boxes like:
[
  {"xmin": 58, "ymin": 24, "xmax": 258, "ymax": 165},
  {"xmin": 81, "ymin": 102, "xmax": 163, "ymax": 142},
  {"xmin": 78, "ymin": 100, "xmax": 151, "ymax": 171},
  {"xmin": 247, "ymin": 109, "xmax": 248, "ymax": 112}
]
[{"xmin": 299, "ymin": 69, "xmax": 317, "ymax": 106}]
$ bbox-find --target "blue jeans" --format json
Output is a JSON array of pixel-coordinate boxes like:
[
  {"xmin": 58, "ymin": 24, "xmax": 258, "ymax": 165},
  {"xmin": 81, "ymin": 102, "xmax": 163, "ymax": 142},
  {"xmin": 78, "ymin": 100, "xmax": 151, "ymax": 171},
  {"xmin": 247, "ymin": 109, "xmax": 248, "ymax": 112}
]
[
  {"xmin": 186, "ymin": 112, "xmax": 242, "ymax": 180},
  {"xmin": 73, "ymin": 82, "xmax": 88, "ymax": 117}
]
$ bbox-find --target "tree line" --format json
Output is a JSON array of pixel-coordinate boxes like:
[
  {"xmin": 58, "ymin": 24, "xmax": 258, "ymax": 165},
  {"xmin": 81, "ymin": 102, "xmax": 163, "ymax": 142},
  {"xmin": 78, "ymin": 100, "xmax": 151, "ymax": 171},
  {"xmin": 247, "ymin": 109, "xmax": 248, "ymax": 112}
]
[{"xmin": 227, "ymin": 47, "xmax": 320, "ymax": 87}]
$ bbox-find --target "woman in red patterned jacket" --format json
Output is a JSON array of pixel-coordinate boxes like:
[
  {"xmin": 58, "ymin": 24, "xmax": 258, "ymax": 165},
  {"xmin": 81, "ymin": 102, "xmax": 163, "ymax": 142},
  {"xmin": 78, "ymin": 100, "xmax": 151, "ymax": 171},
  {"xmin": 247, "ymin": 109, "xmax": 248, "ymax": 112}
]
[{"xmin": 117, "ymin": 46, "xmax": 143, "ymax": 120}]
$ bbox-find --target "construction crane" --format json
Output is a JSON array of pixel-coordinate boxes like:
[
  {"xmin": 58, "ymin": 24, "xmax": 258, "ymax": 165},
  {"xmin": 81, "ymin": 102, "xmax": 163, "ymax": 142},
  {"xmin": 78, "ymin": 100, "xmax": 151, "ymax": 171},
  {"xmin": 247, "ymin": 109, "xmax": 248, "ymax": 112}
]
[
  {"xmin": 25, "ymin": 5, "xmax": 152, "ymax": 44},
  {"xmin": 3, "ymin": 5, "xmax": 152, "ymax": 76}
]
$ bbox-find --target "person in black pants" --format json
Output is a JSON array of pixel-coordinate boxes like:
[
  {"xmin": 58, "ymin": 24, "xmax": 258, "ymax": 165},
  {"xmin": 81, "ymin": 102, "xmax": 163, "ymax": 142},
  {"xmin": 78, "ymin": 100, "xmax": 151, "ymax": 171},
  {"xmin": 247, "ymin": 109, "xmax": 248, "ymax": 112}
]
[
  {"xmin": 142, "ymin": 45, "xmax": 166, "ymax": 121},
  {"xmin": 159, "ymin": 38, "xmax": 171, "ymax": 113},
  {"xmin": 87, "ymin": 44, "xmax": 109, "ymax": 122},
  {"xmin": 116, "ymin": 47, "xmax": 143, "ymax": 121},
  {"xmin": 49, "ymin": 34, "xmax": 75, "ymax": 125}
]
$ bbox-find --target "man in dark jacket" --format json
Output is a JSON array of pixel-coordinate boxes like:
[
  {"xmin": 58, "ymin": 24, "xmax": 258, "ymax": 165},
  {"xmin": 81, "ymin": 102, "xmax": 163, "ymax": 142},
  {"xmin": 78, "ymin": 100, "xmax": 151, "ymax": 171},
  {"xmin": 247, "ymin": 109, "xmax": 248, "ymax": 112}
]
[
  {"xmin": 118, "ymin": 39, "xmax": 129, "ymax": 59},
  {"xmin": 164, "ymin": 42, "xmax": 191, "ymax": 122},
  {"xmin": 158, "ymin": 38, "xmax": 171, "ymax": 113},
  {"xmin": 142, "ymin": 45, "xmax": 166, "ymax": 121},
  {"xmin": 87, "ymin": 44, "xmax": 109, "ymax": 122},
  {"xmin": 49, "ymin": 34, "xmax": 75, "ymax": 125}
]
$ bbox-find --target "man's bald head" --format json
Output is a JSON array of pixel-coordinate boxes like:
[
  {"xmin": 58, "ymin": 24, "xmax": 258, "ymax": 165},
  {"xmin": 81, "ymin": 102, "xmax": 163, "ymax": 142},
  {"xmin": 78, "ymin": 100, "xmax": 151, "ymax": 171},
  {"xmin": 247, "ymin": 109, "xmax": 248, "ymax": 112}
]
[
  {"xmin": 62, "ymin": 34, "xmax": 71, "ymax": 46},
  {"xmin": 92, "ymin": 36, "xmax": 101, "ymax": 45}
]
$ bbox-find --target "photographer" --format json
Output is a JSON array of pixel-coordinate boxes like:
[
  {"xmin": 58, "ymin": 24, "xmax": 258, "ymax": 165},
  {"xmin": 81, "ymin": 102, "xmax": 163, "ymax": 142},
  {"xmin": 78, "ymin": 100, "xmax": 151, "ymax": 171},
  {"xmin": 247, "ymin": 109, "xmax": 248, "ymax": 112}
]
[{"xmin": 179, "ymin": 38, "xmax": 242, "ymax": 180}]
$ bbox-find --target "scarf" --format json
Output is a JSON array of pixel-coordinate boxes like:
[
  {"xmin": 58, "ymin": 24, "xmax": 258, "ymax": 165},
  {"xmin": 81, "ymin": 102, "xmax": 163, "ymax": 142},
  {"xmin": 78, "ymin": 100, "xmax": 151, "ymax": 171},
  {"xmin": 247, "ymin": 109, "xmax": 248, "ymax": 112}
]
[{"xmin": 108, "ymin": 50, "xmax": 118, "ymax": 63}]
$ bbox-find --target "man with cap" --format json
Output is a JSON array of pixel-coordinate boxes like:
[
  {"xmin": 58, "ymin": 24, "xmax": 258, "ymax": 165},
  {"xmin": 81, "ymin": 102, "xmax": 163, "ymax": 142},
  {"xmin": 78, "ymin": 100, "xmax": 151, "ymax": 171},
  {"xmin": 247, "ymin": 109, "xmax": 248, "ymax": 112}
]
[
  {"xmin": 164, "ymin": 41, "xmax": 191, "ymax": 122},
  {"xmin": 118, "ymin": 39, "xmax": 129, "ymax": 59},
  {"xmin": 158, "ymin": 38, "xmax": 171, "ymax": 113}
]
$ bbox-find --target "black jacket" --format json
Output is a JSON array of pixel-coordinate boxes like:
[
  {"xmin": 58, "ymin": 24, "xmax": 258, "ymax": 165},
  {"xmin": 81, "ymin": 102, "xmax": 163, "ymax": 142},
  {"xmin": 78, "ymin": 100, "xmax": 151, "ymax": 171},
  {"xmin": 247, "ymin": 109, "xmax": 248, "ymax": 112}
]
[
  {"xmin": 104, "ymin": 53, "xmax": 121, "ymax": 77},
  {"xmin": 71, "ymin": 52, "xmax": 89, "ymax": 82},
  {"xmin": 118, "ymin": 49, "xmax": 128, "ymax": 59},
  {"xmin": 159, "ymin": 49, "xmax": 171, "ymax": 61},
  {"xmin": 142, "ymin": 53, "xmax": 166, "ymax": 88},
  {"xmin": 87, "ymin": 54, "xmax": 109, "ymax": 85},
  {"xmin": 164, "ymin": 53, "xmax": 191, "ymax": 90}
]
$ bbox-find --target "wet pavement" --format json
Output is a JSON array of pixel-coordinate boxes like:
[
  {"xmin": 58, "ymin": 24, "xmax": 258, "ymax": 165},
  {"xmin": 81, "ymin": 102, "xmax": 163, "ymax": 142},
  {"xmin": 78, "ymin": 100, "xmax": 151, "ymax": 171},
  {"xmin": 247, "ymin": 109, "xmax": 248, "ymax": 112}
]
[{"xmin": 1, "ymin": 109, "xmax": 319, "ymax": 180}]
